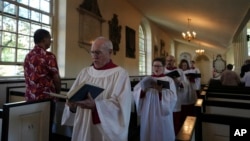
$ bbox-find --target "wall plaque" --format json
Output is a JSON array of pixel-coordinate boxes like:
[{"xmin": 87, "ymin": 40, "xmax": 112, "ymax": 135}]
[{"xmin": 78, "ymin": 0, "xmax": 105, "ymax": 52}]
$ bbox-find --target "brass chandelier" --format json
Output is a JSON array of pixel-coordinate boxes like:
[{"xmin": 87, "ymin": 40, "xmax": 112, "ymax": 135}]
[{"xmin": 182, "ymin": 18, "xmax": 196, "ymax": 42}]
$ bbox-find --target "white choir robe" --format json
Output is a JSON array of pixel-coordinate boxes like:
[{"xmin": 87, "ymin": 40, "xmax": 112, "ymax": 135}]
[
  {"xmin": 241, "ymin": 71, "xmax": 250, "ymax": 87},
  {"xmin": 182, "ymin": 70, "xmax": 197, "ymax": 105},
  {"xmin": 61, "ymin": 66, "xmax": 132, "ymax": 141},
  {"xmin": 133, "ymin": 76, "xmax": 177, "ymax": 141},
  {"xmin": 189, "ymin": 67, "xmax": 201, "ymax": 90},
  {"xmin": 165, "ymin": 68, "xmax": 189, "ymax": 112}
]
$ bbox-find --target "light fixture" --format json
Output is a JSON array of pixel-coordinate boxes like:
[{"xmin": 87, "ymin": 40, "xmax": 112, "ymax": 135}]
[
  {"xmin": 182, "ymin": 18, "xmax": 196, "ymax": 42},
  {"xmin": 195, "ymin": 49, "xmax": 205, "ymax": 55}
]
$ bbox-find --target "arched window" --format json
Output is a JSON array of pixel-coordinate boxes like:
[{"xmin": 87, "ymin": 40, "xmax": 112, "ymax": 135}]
[
  {"xmin": 0, "ymin": 0, "xmax": 53, "ymax": 77},
  {"xmin": 139, "ymin": 25, "xmax": 146, "ymax": 75}
]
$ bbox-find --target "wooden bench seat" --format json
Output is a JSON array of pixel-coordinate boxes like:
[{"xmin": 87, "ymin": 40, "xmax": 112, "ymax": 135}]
[{"xmin": 195, "ymin": 98, "xmax": 250, "ymax": 141}]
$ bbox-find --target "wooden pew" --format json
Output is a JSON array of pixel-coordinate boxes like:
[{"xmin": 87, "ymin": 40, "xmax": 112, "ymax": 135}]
[
  {"xmin": 195, "ymin": 98, "xmax": 250, "ymax": 141},
  {"xmin": 6, "ymin": 86, "xmax": 26, "ymax": 103},
  {"xmin": 176, "ymin": 116, "xmax": 196, "ymax": 141},
  {"xmin": 207, "ymin": 79, "xmax": 250, "ymax": 94},
  {"xmin": 1, "ymin": 100, "xmax": 53, "ymax": 141},
  {"xmin": 201, "ymin": 89, "xmax": 250, "ymax": 104}
]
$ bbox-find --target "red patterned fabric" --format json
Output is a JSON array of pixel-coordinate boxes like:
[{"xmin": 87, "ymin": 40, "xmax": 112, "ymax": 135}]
[{"xmin": 24, "ymin": 46, "xmax": 59, "ymax": 101}]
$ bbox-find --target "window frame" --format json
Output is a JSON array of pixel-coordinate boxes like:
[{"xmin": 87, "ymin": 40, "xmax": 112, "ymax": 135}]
[
  {"xmin": 0, "ymin": 0, "xmax": 53, "ymax": 77},
  {"xmin": 139, "ymin": 25, "xmax": 147, "ymax": 75}
]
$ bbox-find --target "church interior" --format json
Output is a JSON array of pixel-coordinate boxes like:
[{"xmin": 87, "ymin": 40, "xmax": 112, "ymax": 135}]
[{"xmin": 0, "ymin": 0, "xmax": 250, "ymax": 141}]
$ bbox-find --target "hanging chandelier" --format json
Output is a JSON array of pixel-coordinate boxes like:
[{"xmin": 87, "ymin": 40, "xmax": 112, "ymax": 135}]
[
  {"xmin": 182, "ymin": 18, "xmax": 196, "ymax": 42},
  {"xmin": 195, "ymin": 49, "xmax": 205, "ymax": 55}
]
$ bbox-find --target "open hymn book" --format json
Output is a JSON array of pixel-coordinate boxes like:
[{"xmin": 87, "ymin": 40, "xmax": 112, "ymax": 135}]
[
  {"xmin": 141, "ymin": 76, "xmax": 170, "ymax": 90},
  {"xmin": 48, "ymin": 82, "xmax": 105, "ymax": 102}
]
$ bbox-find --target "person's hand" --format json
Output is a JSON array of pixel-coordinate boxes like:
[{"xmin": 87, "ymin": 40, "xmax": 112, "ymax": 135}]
[
  {"xmin": 66, "ymin": 100, "xmax": 77, "ymax": 113},
  {"xmin": 173, "ymin": 77, "xmax": 181, "ymax": 85},
  {"xmin": 153, "ymin": 84, "xmax": 162, "ymax": 92},
  {"xmin": 75, "ymin": 93, "xmax": 96, "ymax": 110}
]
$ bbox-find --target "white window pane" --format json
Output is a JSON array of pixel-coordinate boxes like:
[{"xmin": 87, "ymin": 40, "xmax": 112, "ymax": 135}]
[
  {"xmin": 2, "ymin": 31, "xmax": 16, "ymax": 47},
  {"xmin": 31, "ymin": 10, "xmax": 41, "ymax": 22},
  {"xmin": 19, "ymin": 6, "xmax": 29, "ymax": 19},
  {"xmin": 18, "ymin": 20, "xmax": 31, "ymax": 35},
  {"xmin": 18, "ymin": 0, "xmax": 29, "ymax": 6},
  {"xmin": 3, "ymin": 16, "xmax": 17, "ymax": 32},
  {"xmin": 42, "ymin": 14, "xmax": 50, "ymax": 24},
  {"xmin": 18, "ymin": 35, "xmax": 30, "ymax": 49},
  {"xmin": 0, "ymin": 31, "xmax": 2, "ymax": 45},
  {"xmin": 3, "ymin": 2, "xmax": 16, "ymax": 15},
  {"xmin": 29, "ymin": 0, "xmax": 40, "ymax": 9},
  {"xmin": 1, "ymin": 47, "xmax": 15, "ymax": 62},
  {"xmin": 0, "ymin": 15, "xmax": 2, "ymax": 30},
  {"xmin": 41, "ymin": 0, "xmax": 50, "ymax": 13},
  {"xmin": 0, "ymin": 65, "xmax": 24, "ymax": 76}
]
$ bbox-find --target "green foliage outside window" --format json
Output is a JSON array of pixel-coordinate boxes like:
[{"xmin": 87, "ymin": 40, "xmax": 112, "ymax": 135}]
[{"xmin": 0, "ymin": 0, "xmax": 52, "ymax": 77}]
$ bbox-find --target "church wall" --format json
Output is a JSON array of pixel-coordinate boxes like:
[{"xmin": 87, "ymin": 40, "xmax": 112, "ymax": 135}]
[
  {"xmin": 54, "ymin": 0, "xmax": 247, "ymax": 83},
  {"xmin": 54, "ymin": 0, "xmax": 181, "ymax": 77},
  {"xmin": 54, "ymin": 0, "xmax": 173, "ymax": 77}
]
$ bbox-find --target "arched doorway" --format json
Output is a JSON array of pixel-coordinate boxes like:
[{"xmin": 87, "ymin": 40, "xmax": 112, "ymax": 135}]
[{"xmin": 195, "ymin": 55, "xmax": 212, "ymax": 85}]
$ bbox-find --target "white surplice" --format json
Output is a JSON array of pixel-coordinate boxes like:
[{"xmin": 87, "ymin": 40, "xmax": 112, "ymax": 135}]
[
  {"xmin": 182, "ymin": 69, "xmax": 197, "ymax": 105},
  {"xmin": 133, "ymin": 76, "xmax": 177, "ymax": 141},
  {"xmin": 189, "ymin": 67, "xmax": 201, "ymax": 90},
  {"xmin": 165, "ymin": 68, "xmax": 189, "ymax": 112},
  {"xmin": 61, "ymin": 66, "xmax": 132, "ymax": 141}
]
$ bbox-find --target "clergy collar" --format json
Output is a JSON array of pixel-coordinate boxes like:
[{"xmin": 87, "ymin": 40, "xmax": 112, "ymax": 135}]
[
  {"xmin": 166, "ymin": 66, "xmax": 177, "ymax": 70},
  {"xmin": 93, "ymin": 60, "xmax": 117, "ymax": 70},
  {"xmin": 152, "ymin": 74, "xmax": 165, "ymax": 77}
]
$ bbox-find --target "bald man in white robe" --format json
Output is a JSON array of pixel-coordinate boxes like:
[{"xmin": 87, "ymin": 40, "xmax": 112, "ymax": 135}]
[{"xmin": 61, "ymin": 37, "xmax": 132, "ymax": 141}]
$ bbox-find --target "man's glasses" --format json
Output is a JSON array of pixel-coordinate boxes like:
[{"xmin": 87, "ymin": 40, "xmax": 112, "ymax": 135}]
[
  {"xmin": 90, "ymin": 51, "xmax": 102, "ymax": 56},
  {"xmin": 153, "ymin": 65, "xmax": 163, "ymax": 68}
]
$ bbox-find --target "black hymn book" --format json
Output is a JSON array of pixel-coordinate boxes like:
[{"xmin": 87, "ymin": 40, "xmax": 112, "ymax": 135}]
[
  {"xmin": 157, "ymin": 80, "xmax": 170, "ymax": 89},
  {"xmin": 165, "ymin": 70, "xmax": 180, "ymax": 78},
  {"xmin": 185, "ymin": 73, "xmax": 201, "ymax": 78},
  {"xmin": 47, "ymin": 82, "xmax": 104, "ymax": 102}
]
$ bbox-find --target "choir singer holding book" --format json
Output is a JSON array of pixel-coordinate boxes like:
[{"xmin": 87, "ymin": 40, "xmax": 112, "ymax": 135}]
[
  {"xmin": 62, "ymin": 37, "xmax": 132, "ymax": 141},
  {"xmin": 165, "ymin": 55, "xmax": 189, "ymax": 135},
  {"xmin": 133, "ymin": 57, "xmax": 177, "ymax": 141}
]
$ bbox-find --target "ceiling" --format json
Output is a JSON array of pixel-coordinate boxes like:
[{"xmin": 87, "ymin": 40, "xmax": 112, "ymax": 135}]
[{"xmin": 127, "ymin": 0, "xmax": 250, "ymax": 53}]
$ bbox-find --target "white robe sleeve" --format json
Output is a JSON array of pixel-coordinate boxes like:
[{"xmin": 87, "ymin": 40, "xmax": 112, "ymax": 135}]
[
  {"xmin": 61, "ymin": 71, "xmax": 83, "ymax": 126},
  {"xmin": 160, "ymin": 77, "xmax": 177, "ymax": 115},
  {"xmin": 95, "ymin": 72, "xmax": 132, "ymax": 141},
  {"xmin": 61, "ymin": 105, "xmax": 76, "ymax": 126},
  {"xmin": 132, "ymin": 83, "xmax": 143, "ymax": 116}
]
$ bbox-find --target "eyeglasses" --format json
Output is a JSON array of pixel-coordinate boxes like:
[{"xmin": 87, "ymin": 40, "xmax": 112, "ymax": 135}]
[
  {"xmin": 90, "ymin": 51, "xmax": 102, "ymax": 56},
  {"xmin": 166, "ymin": 59, "xmax": 174, "ymax": 62},
  {"xmin": 153, "ymin": 65, "xmax": 163, "ymax": 68}
]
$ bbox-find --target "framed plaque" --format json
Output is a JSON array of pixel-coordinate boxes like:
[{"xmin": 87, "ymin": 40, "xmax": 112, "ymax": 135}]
[
  {"xmin": 77, "ymin": 8, "xmax": 105, "ymax": 52},
  {"xmin": 213, "ymin": 54, "xmax": 226, "ymax": 73}
]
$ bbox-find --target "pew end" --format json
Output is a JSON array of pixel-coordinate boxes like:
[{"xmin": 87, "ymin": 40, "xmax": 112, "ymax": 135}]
[
  {"xmin": 176, "ymin": 116, "xmax": 196, "ymax": 141},
  {"xmin": 1, "ymin": 100, "xmax": 53, "ymax": 141}
]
